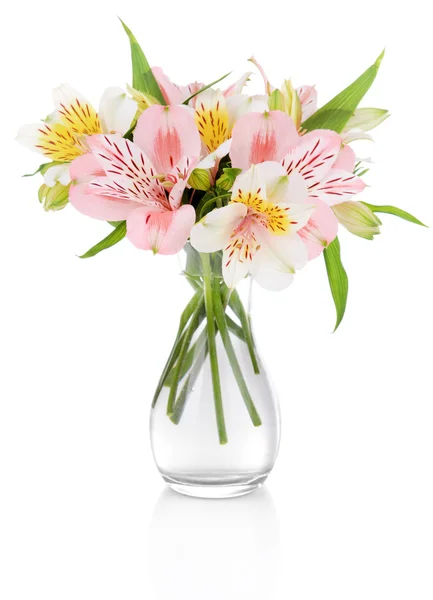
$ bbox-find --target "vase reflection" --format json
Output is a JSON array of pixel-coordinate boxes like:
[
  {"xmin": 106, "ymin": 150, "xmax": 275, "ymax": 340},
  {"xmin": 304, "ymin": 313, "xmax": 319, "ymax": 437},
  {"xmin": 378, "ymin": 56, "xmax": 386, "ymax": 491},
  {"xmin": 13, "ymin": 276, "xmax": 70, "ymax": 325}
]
[{"xmin": 149, "ymin": 486, "xmax": 281, "ymax": 600}]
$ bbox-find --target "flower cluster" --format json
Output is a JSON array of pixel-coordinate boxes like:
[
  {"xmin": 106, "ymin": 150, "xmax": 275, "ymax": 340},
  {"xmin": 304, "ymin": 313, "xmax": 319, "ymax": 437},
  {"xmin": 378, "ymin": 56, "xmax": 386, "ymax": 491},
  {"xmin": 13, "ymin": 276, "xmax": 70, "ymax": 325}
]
[{"xmin": 17, "ymin": 22, "xmax": 424, "ymax": 313}]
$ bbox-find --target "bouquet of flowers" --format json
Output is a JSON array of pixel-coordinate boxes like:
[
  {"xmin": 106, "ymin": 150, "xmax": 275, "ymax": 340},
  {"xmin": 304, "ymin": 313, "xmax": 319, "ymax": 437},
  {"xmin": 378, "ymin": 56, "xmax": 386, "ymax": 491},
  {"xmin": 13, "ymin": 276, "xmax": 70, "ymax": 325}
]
[{"xmin": 17, "ymin": 20, "xmax": 426, "ymax": 476}]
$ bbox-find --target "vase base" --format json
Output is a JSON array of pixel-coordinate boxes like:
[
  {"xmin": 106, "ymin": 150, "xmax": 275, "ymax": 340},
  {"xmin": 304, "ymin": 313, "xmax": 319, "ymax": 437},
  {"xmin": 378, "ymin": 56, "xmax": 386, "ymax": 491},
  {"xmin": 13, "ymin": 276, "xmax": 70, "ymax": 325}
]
[{"xmin": 162, "ymin": 474, "xmax": 269, "ymax": 499}]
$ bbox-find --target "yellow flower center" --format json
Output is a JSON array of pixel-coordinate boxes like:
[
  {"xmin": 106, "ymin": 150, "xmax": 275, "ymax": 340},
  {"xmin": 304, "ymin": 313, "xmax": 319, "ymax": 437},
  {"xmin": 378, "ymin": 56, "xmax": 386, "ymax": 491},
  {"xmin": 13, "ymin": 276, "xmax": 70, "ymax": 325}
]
[
  {"xmin": 232, "ymin": 189, "xmax": 291, "ymax": 235},
  {"xmin": 36, "ymin": 99, "xmax": 102, "ymax": 161},
  {"xmin": 35, "ymin": 123, "xmax": 85, "ymax": 161},
  {"xmin": 195, "ymin": 100, "xmax": 229, "ymax": 152}
]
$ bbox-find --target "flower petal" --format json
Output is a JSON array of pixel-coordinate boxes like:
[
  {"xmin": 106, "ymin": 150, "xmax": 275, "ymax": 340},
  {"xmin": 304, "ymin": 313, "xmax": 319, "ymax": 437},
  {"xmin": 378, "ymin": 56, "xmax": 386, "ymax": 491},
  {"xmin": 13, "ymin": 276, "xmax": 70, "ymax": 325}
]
[
  {"xmin": 16, "ymin": 122, "xmax": 82, "ymax": 161},
  {"xmin": 222, "ymin": 243, "xmax": 251, "ymax": 289},
  {"xmin": 311, "ymin": 169, "xmax": 366, "ymax": 205},
  {"xmin": 69, "ymin": 183, "xmax": 137, "ymax": 221},
  {"xmin": 98, "ymin": 87, "xmax": 137, "ymax": 135},
  {"xmin": 281, "ymin": 129, "xmax": 342, "ymax": 185},
  {"xmin": 152, "ymin": 67, "xmax": 189, "ymax": 105},
  {"xmin": 298, "ymin": 199, "xmax": 338, "ymax": 259},
  {"xmin": 16, "ymin": 123, "xmax": 45, "ymax": 153},
  {"xmin": 223, "ymin": 72, "xmax": 253, "ymax": 97},
  {"xmin": 297, "ymin": 85, "xmax": 318, "ymax": 121},
  {"xmin": 190, "ymin": 203, "xmax": 247, "ymax": 253},
  {"xmin": 341, "ymin": 130, "xmax": 374, "ymax": 144},
  {"xmin": 196, "ymin": 139, "xmax": 232, "ymax": 170},
  {"xmin": 250, "ymin": 232, "xmax": 308, "ymax": 291},
  {"xmin": 230, "ymin": 111, "xmax": 299, "ymax": 170},
  {"xmin": 126, "ymin": 204, "xmax": 195, "ymax": 255},
  {"xmin": 86, "ymin": 134, "xmax": 167, "ymax": 206},
  {"xmin": 226, "ymin": 94, "xmax": 269, "ymax": 132},
  {"xmin": 43, "ymin": 164, "xmax": 71, "ymax": 187},
  {"xmin": 194, "ymin": 88, "xmax": 230, "ymax": 152},
  {"xmin": 52, "ymin": 84, "xmax": 101, "ymax": 136},
  {"xmin": 69, "ymin": 153, "xmax": 104, "ymax": 181},
  {"xmin": 332, "ymin": 145, "xmax": 356, "ymax": 172},
  {"xmin": 134, "ymin": 105, "xmax": 201, "ymax": 174},
  {"xmin": 248, "ymin": 56, "xmax": 274, "ymax": 95}
]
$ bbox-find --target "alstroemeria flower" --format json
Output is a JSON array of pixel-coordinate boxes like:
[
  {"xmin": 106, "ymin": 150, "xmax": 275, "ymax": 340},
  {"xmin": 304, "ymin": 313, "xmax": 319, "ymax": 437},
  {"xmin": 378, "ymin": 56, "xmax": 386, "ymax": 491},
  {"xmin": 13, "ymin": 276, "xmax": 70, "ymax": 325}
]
[
  {"xmin": 16, "ymin": 84, "xmax": 137, "ymax": 186},
  {"xmin": 69, "ymin": 105, "xmax": 201, "ymax": 255},
  {"xmin": 230, "ymin": 111, "xmax": 366, "ymax": 259},
  {"xmin": 190, "ymin": 162, "xmax": 314, "ymax": 290}
]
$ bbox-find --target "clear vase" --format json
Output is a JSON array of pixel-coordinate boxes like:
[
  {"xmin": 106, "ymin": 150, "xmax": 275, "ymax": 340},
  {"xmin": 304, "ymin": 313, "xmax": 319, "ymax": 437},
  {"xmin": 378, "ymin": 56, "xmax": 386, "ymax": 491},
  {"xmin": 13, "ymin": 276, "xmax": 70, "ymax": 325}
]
[{"xmin": 150, "ymin": 245, "xmax": 281, "ymax": 498}]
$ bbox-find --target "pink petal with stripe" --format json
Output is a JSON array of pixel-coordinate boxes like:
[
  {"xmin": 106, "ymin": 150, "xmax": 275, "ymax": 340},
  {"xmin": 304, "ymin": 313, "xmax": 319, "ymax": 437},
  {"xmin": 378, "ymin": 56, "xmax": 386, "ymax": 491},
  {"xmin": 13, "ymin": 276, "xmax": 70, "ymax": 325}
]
[
  {"xmin": 230, "ymin": 111, "xmax": 299, "ymax": 170},
  {"xmin": 297, "ymin": 85, "xmax": 318, "ymax": 122},
  {"xmin": 69, "ymin": 183, "xmax": 138, "ymax": 221},
  {"xmin": 281, "ymin": 130, "xmax": 342, "ymax": 186},
  {"xmin": 86, "ymin": 134, "xmax": 168, "ymax": 208},
  {"xmin": 126, "ymin": 204, "xmax": 195, "ymax": 255},
  {"xmin": 310, "ymin": 169, "xmax": 366, "ymax": 206},
  {"xmin": 298, "ymin": 199, "xmax": 338, "ymax": 259},
  {"xmin": 133, "ymin": 105, "xmax": 201, "ymax": 175}
]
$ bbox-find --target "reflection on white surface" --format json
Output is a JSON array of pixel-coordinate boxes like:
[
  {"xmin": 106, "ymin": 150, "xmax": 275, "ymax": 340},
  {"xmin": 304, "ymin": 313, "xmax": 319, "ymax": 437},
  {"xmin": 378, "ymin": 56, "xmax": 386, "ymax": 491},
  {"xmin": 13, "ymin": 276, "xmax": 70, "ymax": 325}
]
[{"xmin": 149, "ymin": 486, "xmax": 281, "ymax": 600}]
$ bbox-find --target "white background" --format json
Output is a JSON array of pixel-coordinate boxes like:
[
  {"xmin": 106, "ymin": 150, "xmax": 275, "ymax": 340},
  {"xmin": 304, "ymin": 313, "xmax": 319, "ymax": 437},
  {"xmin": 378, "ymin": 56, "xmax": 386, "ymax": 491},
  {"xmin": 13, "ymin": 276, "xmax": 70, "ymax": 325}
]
[{"xmin": 1, "ymin": 1, "xmax": 432, "ymax": 598}]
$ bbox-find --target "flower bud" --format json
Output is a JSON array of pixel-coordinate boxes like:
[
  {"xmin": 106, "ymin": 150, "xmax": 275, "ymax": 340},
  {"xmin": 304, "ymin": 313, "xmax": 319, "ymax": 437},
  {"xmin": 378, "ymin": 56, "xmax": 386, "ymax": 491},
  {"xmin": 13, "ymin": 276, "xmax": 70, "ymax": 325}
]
[
  {"xmin": 345, "ymin": 107, "xmax": 390, "ymax": 132},
  {"xmin": 280, "ymin": 80, "xmax": 302, "ymax": 129},
  {"xmin": 38, "ymin": 181, "xmax": 70, "ymax": 211},
  {"xmin": 332, "ymin": 201, "xmax": 381, "ymax": 240},
  {"xmin": 188, "ymin": 168, "xmax": 211, "ymax": 191}
]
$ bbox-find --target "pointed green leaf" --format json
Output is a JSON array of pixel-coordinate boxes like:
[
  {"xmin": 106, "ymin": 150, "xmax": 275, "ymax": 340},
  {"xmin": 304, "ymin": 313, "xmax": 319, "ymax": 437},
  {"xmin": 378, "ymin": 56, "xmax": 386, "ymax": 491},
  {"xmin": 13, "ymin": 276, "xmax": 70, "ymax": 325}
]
[
  {"xmin": 323, "ymin": 237, "xmax": 349, "ymax": 332},
  {"xmin": 119, "ymin": 19, "xmax": 165, "ymax": 104},
  {"xmin": 302, "ymin": 50, "xmax": 385, "ymax": 133},
  {"xmin": 183, "ymin": 72, "xmax": 231, "ymax": 105},
  {"xmin": 79, "ymin": 221, "xmax": 127, "ymax": 259},
  {"xmin": 361, "ymin": 203, "xmax": 427, "ymax": 227}
]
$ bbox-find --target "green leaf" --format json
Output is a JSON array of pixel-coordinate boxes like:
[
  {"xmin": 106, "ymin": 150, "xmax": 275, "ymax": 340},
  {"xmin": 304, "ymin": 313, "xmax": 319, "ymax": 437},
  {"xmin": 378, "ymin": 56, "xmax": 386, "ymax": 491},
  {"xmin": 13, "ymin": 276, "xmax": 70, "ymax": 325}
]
[
  {"xmin": 302, "ymin": 50, "xmax": 385, "ymax": 133},
  {"xmin": 323, "ymin": 237, "xmax": 349, "ymax": 332},
  {"xmin": 361, "ymin": 203, "xmax": 427, "ymax": 227},
  {"xmin": 183, "ymin": 72, "xmax": 231, "ymax": 105},
  {"xmin": 119, "ymin": 19, "xmax": 165, "ymax": 104},
  {"xmin": 216, "ymin": 168, "xmax": 242, "ymax": 191},
  {"xmin": 79, "ymin": 221, "xmax": 127, "ymax": 259},
  {"xmin": 23, "ymin": 161, "xmax": 64, "ymax": 178}
]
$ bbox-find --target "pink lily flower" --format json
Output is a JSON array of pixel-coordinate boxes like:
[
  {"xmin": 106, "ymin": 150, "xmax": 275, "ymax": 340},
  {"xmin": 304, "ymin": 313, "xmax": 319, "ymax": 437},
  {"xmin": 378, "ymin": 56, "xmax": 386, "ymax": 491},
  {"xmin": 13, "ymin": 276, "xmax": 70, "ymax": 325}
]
[
  {"xmin": 69, "ymin": 105, "xmax": 201, "ymax": 255},
  {"xmin": 229, "ymin": 110, "xmax": 366, "ymax": 259}
]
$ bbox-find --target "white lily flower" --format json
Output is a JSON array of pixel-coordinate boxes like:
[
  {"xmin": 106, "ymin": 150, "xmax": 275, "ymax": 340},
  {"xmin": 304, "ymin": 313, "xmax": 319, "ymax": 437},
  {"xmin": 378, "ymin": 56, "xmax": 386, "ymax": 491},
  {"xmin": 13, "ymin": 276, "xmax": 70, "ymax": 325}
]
[{"xmin": 190, "ymin": 162, "xmax": 314, "ymax": 290}]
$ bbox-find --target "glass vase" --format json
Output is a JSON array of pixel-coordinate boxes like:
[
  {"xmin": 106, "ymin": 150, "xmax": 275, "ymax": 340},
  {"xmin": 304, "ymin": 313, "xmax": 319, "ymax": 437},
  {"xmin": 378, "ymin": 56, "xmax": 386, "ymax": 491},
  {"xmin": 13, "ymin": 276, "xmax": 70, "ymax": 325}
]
[{"xmin": 150, "ymin": 245, "xmax": 280, "ymax": 498}]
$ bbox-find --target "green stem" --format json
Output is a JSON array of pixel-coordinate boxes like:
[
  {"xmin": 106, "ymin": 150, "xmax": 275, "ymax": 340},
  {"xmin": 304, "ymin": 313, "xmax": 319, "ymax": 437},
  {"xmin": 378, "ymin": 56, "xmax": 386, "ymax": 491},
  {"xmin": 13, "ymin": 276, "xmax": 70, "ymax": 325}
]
[
  {"xmin": 228, "ymin": 289, "xmax": 260, "ymax": 375},
  {"xmin": 152, "ymin": 289, "xmax": 203, "ymax": 407},
  {"xmin": 212, "ymin": 286, "xmax": 262, "ymax": 427},
  {"xmin": 166, "ymin": 295, "xmax": 204, "ymax": 416},
  {"xmin": 170, "ymin": 339, "xmax": 208, "ymax": 425},
  {"xmin": 201, "ymin": 253, "xmax": 227, "ymax": 445}
]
